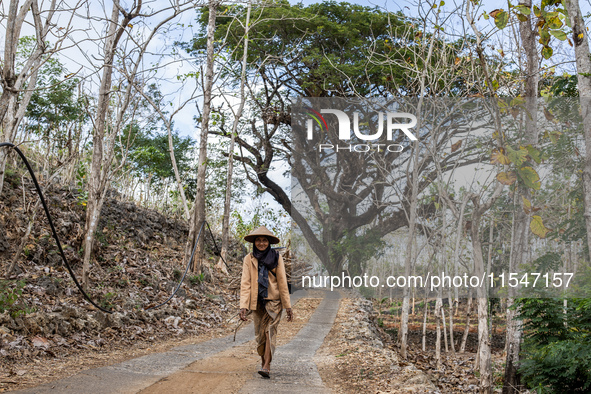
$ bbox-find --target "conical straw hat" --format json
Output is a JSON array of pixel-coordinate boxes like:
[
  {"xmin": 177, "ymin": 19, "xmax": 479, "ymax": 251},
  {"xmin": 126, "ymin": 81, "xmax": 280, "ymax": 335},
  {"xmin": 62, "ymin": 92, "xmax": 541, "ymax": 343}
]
[{"xmin": 244, "ymin": 225, "xmax": 280, "ymax": 244}]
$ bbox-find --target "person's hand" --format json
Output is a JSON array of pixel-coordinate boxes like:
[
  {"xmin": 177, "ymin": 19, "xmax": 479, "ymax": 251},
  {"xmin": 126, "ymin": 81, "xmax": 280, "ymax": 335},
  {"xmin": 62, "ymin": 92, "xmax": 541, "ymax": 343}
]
[
  {"xmin": 286, "ymin": 308, "xmax": 293, "ymax": 322},
  {"xmin": 239, "ymin": 308, "xmax": 248, "ymax": 321}
]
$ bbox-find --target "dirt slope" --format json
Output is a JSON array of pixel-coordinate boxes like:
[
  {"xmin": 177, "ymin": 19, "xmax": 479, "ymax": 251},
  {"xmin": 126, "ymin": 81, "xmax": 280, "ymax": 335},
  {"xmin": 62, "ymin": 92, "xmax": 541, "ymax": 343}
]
[{"xmin": 0, "ymin": 170, "xmax": 244, "ymax": 392}]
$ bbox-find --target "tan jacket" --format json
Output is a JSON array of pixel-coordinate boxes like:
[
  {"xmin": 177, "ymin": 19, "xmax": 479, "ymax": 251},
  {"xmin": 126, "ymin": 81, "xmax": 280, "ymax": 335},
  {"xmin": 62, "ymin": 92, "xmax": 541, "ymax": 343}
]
[{"xmin": 239, "ymin": 253, "xmax": 291, "ymax": 310}]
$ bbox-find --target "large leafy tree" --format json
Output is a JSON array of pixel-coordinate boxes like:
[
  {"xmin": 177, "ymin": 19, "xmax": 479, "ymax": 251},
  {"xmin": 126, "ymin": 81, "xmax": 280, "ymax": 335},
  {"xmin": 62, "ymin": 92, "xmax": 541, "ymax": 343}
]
[
  {"xmin": 122, "ymin": 124, "xmax": 196, "ymax": 201},
  {"xmin": 183, "ymin": 1, "xmax": 485, "ymax": 276},
  {"xmin": 185, "ymin": 0, "xmax": 411, "ymax": 97}
]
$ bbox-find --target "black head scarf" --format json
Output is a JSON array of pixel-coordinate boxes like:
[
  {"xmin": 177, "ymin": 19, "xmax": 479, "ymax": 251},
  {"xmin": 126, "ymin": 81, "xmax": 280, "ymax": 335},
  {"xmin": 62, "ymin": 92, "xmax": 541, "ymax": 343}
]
[{"xmin": 253, "ymin": 238, "xmax": 279, "ymax": 305}]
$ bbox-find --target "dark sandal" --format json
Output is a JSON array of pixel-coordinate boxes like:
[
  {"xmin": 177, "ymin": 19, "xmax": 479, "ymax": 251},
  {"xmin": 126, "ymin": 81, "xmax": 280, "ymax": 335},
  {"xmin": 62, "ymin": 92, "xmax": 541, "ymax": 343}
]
[{"xmin": 258, "ymin": 368, "xmax": 270, "ymax": 378}]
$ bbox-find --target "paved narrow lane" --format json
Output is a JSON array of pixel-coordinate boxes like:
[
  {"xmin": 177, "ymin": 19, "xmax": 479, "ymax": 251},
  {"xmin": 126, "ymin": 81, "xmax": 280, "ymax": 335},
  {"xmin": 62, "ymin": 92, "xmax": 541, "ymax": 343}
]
[
  {"xmin": 14, "ymin": 316, "xmax": 257, "ymax": 394},
  {"xmin": 238, "ymin": 290, "xmax": 340, "ymax": 393}
]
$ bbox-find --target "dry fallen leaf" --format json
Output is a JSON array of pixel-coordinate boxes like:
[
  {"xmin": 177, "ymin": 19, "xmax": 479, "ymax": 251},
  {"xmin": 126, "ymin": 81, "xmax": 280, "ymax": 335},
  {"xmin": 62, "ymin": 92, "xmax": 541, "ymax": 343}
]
[{"xmin": 31, "ymin": 336, "xmax": 50, "ymax": 350}]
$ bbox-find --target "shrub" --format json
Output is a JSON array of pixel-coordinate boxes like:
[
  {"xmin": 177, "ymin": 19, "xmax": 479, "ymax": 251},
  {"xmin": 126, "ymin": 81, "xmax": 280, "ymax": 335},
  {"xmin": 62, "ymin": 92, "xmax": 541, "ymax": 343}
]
[
  {"xmin": 189, "ymin": 273, "xmax": 205, "ymax": 285},
  {"xmin": 0, "ymin": 280, "xmax": 34, "ymax": 317},
  {"xmin": 517, "ymin": 298, "xmax": 591, "ymax": 393},
  {"xmin": 172, "ymin": 268, "xmax": 182, "ymax": 281},
  {"xmin": 100, "ymin": 292, "xmax": 117, "ymax": 310}
]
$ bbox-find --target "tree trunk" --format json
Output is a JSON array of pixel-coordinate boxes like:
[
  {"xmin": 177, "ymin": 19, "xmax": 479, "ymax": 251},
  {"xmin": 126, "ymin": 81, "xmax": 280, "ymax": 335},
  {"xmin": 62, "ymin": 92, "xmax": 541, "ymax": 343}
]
[
  {"xmin": 460, "ymin": 290, "xmax": 472, "ymax": 353},
  {"xmin": 82, "ymin": 2, "xmax": 121, "ymax": 286},
  {"xmin": 145, "ymin": 173, "xmax": 153, "ymax": 207},
  {"xmin": 476, "ymin": 296, "xmax": 491, "ymax": 394},
  {"xmin": 565, "ymin": 0, "xmax": 591, "ymax": 262},
  {"xmin": 0, "ymin": 0, "xmax": 61, "ymax": 194},
  {"xmin": 166, "ymin": 123, "xmax": 190, "ymax": 219},
  {"xmin": 471, "ymin": 194, "xmax": 497, "ymax": 394},
  {"xmin": 0, "ymin": 0, "xmax": 51, "ymax": 196},
  {"xmin": 452, "ymin": 196, "xmax": 469, "ymax": 312},
  {"xmin": 422, "ymin": 297, "xmax": 428, "ymax": 351},
  {"xmin": 0, "ymin": 0, "xmax": 34, "ymax": 124},
  {"xmin": 441, "ymin": 301, "xmax": 448, "ymax": 353},
  {"xmin": 400, "ymin": 138, "xmax": 422, "ymax": 359},
  {"xmin": 504, "ymin": 3, "xmax": 539, "ymax": 390},
  {"xmin": 219, "ymin": 1, "xmax": 251, "ymax": 272},
  {"xmin": 400, "ymin": 23, "xmax": 438, "ymax": 358},
  {"xmin": 82, "ymin": 1, "xmax": 142, "ymax": 286},
  {"xmin": 185, "ymin": 0, "xmax": 217, "ymax": 273},
  {"xmin": 0, "ymin": 149, "xmax": 9, "ymax": 198},
  {"xmin": 448, "ymin": 289, "xmax": 456, "ymax": 355},
  {"xmin": 435, "ymin": 295, "xmax": 442, "ymax": 370}
]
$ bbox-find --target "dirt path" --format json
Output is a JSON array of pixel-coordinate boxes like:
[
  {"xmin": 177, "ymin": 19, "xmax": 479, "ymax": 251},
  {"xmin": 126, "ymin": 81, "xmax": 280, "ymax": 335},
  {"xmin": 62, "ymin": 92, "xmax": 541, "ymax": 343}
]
[
  {"xmin": 12, "ymin": 290, "xmax": 337, "ymax": 393},
  {"xmin": 140, "ymin": 290, "xmax": 340, "ymax": 394},
  {"xmin": 138, "ymin": 340, "xmax": 257, "ymax": 393}
]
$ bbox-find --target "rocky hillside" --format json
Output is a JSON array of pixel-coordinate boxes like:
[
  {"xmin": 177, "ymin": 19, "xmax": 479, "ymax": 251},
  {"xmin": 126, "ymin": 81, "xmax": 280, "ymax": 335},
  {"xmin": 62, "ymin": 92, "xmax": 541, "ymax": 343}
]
[{"xmin": 0, "ymin": 168, "xmax": 245, "ymax": 390}]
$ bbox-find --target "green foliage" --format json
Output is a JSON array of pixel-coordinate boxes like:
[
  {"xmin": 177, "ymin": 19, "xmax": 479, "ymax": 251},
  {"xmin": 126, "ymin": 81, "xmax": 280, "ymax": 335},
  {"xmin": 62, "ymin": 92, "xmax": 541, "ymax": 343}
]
[
  {"xmin": 549, "ymin": 75, "xmax": 578, "ymax": 97},
  {"xmin": 100, "ymin": 292, "xmax": 117, "ymax": 310},
  {"xmin": 331, "ymin": 228, "xmax": 386, "ymax": 277},
  {"xmin": 533, "ymin": 252, "xmax": 562, "ymax": 272},
  {"xmin": 189, "ymin": 273, "xmax": 205, "ymax": 285},
  {"xmin": 172, "ymin": 268, "xmax": 182, "ymax": 281},
  {"xmin": 112, "ymin": 82, "xmax": 196, "ymax": 205},
  {"xmin": 541, "ymin": 46, "xmax": 553, "ymax": 60},
  {"xmin": 183, "ymin": 1, "xmax": 418, "ymax": 96},
  {"xmin": 202, "ymin": 120, "xmax": 247, "ymax": 209},
  {"xmin": 231, "ymin": 201, "xmax": 288, "ymax": 245},
  {"xmin": 75, "ymin": 160, "xmax": 89, "ymax": 206},
  {"xmin": 21, "ymin": 36, "xmax": 89, "ymax": 155},
  {"xmin": 493, "ymin": 10, "xmax": 508, "ymax": 29},
  {"xmin": 517, "ymin": 166, "xmax": 541, "ymax": 190},
  {"xmin": 121, "ymin": 124, "xmax": 195, "ymax": 190},
  {"xmin": 0, "ymin": 280, "xmax": 34, "ymax": 318},
  {"xmin": 495, "ymin": 2, "xmax": 569, "ymax": 63},
  {"xmin": 517, "ymin": 298, "xmax": 591, "ymax": 393}
]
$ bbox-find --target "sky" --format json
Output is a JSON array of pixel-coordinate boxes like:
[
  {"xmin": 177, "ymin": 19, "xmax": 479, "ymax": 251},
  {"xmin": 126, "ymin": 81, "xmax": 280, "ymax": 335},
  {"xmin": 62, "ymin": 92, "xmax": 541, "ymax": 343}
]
[
  {"xmin": 2, "ymin": 0, "xmax": 587, "ymax": 229},
  {"xmin": 5, "ymin": 0, "xmax": 561, "ymax": 139},
  {"xmin": 18, "ymin": 0, "xmax": 508, "ymax": 137}
]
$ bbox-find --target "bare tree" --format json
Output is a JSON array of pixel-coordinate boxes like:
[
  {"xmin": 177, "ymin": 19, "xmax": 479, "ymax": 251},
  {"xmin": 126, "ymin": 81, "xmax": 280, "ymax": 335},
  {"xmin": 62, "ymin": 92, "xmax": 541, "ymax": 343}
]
[
  {"xmin": 469, "ymin": 184, "xmax": 504, "ymax": 394},
  {"xmin": 0, "ymin": 0, "xmax": 80, "ymax": 195},
  {"xmin": 82, "ymin": 0, "xmax": 142, "ymax": 285},
  {"xmin": 435, "ymin": 293, "xmax": 443, "ymax": 369},
  {"xmin": 460, "ymin": 290, "xmax": 473, "ymax": 353},
  {"xmin": 565, "ymin": 0, "xmax": 591, "ymax": 262},
  {"xmin": 503, "ymin": 1, "xmax": 539, "ymax": 392},
  {"xmin": 218, "ymin": 0, "xmax": 252, "ymax": 272},
  {"xmin": 185, "ymin": 0, "xmax": 218, "ymax": 273},
  {"xmin": 82, "ymin": 0, "xmax": 196, "ymax": 285}
]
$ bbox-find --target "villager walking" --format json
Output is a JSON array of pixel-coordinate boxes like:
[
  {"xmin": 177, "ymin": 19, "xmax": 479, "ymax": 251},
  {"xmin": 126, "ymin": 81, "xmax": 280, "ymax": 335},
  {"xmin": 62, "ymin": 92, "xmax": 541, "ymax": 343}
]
[{"xmin": 239, "ymin": 226, "xmax": 293, "ymax": 378}]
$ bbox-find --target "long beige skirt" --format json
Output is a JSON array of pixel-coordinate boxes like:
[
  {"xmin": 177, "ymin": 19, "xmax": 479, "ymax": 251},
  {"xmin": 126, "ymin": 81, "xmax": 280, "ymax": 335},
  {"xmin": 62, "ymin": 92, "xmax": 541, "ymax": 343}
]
[{"xmin": 253, "ymin": 299, "xmax": 283, "ymax": 362}]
